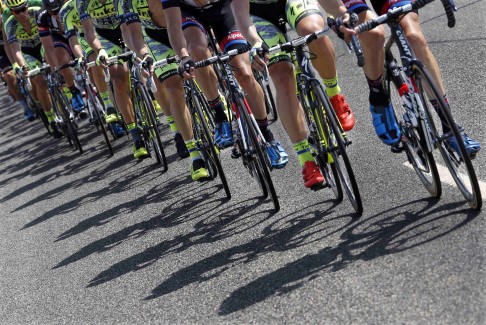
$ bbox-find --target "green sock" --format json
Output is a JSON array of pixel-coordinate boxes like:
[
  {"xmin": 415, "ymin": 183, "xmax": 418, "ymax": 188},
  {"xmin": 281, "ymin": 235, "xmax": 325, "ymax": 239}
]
[
  {"xmin": 45, "ymin": 109, "xmax": 55, "ymax": 122},
  {"xmin": 185, "ymin": 139, "xmax": 201, "ymax": 161},
  {"xmin": 63, "ymin": 87, "xmax": 73, "ymax": 100},
  {"xmin": 100, "ymin": 91, "xmax": 113, "ymax": 108},
  {"xmin": 293, "ymin": 139, "xmax": 314, "ymax": 166},
  {"xmin": 323, "ymin": 75, "xmax": 341, "ymax": 98},
  {"xmin": 166, "ymin": 116, "xmax": 178, "ymax": 134}
]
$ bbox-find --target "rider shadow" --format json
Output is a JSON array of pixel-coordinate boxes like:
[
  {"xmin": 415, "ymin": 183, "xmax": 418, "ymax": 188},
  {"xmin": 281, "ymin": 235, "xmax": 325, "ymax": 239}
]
[
  {"xmin": 53, "ymin": 180, "xmax": 231, "ymax": 271},
  {"xmin": 143, "ymin": 200, "xmax": 348, "ymax": 300},
  {"xmin": 85, "ymin": 196, "xmax": 275, "ymax": 288},
  {"xmin": 217, "ymin": 198, "xmax": 480, "ymax": 315}
]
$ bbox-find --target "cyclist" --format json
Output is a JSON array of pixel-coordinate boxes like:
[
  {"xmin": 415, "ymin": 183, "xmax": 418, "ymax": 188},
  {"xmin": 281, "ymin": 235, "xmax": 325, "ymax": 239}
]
[
  {"xmin": 0, "ymin": 9, "xmax": 35, "ymax": 121},
  {"xmin": 231, "ymin": 0, "xmax": 328, "ymax": 188},
  {"xmin": 3, "ymin": 0, "xmax": 63, "ymax": 138},
  {"xmin": 162, "ymin": 0, "xmax": 290, "ymax": 169},
  {"xmin": 77, "ymin": 0, "xmax": 149, "ymax": 159},
  {"xmin": 37, "ymin": 0, "xmax": 87, "ymax": 118},
  {"xmin": 320, "ymin": 0, "xmax": 480, "ymax": 157},
  {"xmin": 59, "ymin": 0, "xmax": 125, "ymax": 137}
]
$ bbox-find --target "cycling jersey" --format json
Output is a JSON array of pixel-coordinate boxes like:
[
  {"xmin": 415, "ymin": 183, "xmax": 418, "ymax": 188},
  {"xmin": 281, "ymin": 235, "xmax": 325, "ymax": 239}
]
[
  {"xmin": 77, "ymin": 0, "xmax": 121, "ymax": 30},
  {"xmin": 5, "ymin": 7, "xmax": 41, "ymax": 48},
  {"xmin": 60, "ymin": 0, "xmax": 81, "ymax": 38}
]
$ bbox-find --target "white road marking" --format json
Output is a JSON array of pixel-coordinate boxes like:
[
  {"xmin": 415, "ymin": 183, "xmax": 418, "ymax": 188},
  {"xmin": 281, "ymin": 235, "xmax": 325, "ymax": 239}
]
[{"xmin": 403, "ymin": 162, "xmax": 486, "ymax": 200}]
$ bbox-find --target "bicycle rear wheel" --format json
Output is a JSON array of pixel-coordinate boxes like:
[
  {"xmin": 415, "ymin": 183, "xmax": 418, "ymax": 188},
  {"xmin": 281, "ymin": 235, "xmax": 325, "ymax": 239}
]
[
  {"xmin": 190, "ymin": 88, "xmax": 231, "ymax": 200},
  {"xmin": 412, "ymin": 63, "xmax": 481, "ymax": 209},
  {"xmin": 385, "ymin": 52, "xmax": 441, "ymax": 197},
  {"xmin": 237, "ymin": 96, "xmax": 279, "ymax": 211},
  {"xmin": 311, "ymin": 81, "xmax": 363, "ymax": 214}
]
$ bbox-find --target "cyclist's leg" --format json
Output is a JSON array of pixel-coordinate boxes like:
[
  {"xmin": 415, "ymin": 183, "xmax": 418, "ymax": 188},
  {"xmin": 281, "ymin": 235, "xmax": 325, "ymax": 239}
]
[
  {"xmin": 251, "ymin": 14, "xmax": 323, "ymax": 186},
  {"xmin": 144, "ymin": 33, "xmax": 189, "ymax": 158},
  {"xmin": 214, "ymin": 3, "xmax": 289, "ymax": 167},
  {"xmin": 181, "ymin": 12, "xmax": 233, "ymax": 149},
  {"xmin": 287, "ymin": 0, "xmax": 355, "ymax": 131},
  {"xmin": 339, "ymin": 0, "xmax": 401, "ymax": 145},
  {"xmin": 398, "ymin": 12, "xmax": 480, "ymax": 156},
  {"xmin": 52, "ymin": 40, "xmax": 86, "ymax": 115}
]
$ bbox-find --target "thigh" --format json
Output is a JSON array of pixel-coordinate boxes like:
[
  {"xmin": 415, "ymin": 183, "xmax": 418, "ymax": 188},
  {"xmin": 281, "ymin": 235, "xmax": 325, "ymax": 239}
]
[
  {"xmin": 285, "ymin": 0, "xmax": 323, "ymax": 31},
  {"xmin": 144, "ymin": 30, "xmax": 179, "ymax": 82},
  {"xmin": 250, "ymin": 15, "xmax": 291, "ymax": 67}
]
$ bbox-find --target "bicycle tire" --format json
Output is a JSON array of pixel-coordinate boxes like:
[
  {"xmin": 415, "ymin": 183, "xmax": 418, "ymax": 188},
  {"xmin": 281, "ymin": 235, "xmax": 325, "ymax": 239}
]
[
  {"xmin": 265, "ymin": 84, "xmax": 278, "ymax": 122},
  {"xmin": 412, "ymin": 63, "xmax": 482, "ymax": 209},
  {"xmin": 137, "ymin": 85, "xmax": 168, "ymax": 172},
  {"xmin": 87, "ymin": 84, "xmax": 114, "ymax": 157},
  {"xmin": 311, "ymin": 81, "xmax": 363, "ymax": 214},
  {"xmin": 298, "ymin": 81, "xmax": 342, "ymax": 200},
  {"xmin": 189, "ymin": 86, "xmax": 231, "ymax": 200},
  {"xmin": 237, "ymin": 96, "xmax": 280, "ymax": 211},
  {"xmin": 385, "ymin": 51, "xmax": 441, "ymax": 198},
  {"xmin": 52, "ymin": 89, "xmax": 83, "ymax": 154}
]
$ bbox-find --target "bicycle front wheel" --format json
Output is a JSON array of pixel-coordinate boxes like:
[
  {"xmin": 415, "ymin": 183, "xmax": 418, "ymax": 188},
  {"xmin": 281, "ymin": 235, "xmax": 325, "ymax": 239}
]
[
  {"xmin": 412, "ymin": 63, "xmax": 482, "ymax": 209},
  {"xmin": 87, "ymin": 85, "xmax": 114, "ymax": 157},
  {"xmin": 311, "ymin": 81, "xmax": 363, "ymax": 214},
  {"xmin": 56, "ymin": 90, "xmax": 83, "ymax": 154}
]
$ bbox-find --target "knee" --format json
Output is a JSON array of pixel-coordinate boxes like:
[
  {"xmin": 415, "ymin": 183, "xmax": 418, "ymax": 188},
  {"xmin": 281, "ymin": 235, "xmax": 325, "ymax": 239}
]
[
  {"xmin": 361, "ymin": 26, "xmax": 386, "ymax": 49},
  {"xmin": 405, "ymin": 30, "xmax": 427, "ymax": 50},
  {"xmin": 187, "ymin": 43, "xmax": 209, "ymax": 60}
]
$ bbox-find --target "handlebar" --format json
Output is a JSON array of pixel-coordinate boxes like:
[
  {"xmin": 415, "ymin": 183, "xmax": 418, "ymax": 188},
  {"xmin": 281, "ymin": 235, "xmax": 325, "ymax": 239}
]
[{"xmin": 28, "ymin": 63, "xmax": 50, "ymax": 77}]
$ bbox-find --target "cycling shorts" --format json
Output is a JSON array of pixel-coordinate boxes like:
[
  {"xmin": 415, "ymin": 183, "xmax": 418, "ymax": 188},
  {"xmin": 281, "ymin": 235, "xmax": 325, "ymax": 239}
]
[
  {"xmin": 95, "ymin": 27, "xmax": 125, "ymax": 65},
  {"xmin": 0, "ymin": 46, "xmax": 12, "ymax": 70},
  {"xmin": 343, "ymin": 0, "xmax": 413, "ymax": 15},
  {"xmin": 78, "ymin": 33, "xmax": 95, "ymax": 59},
  {"xmin": 180, "ymin": 0, "xmax": 249, "ymax": 53},
  {"xmin": 22, "ymin": 44, "xmax": 44, "ymax": 70},
  {"xmin": 250, "ymin": 15, "xmax": 290, "ymax": 67},
  {"xmin": 144, "ymin": 28, "xmax": 179, "ymax": 82}
]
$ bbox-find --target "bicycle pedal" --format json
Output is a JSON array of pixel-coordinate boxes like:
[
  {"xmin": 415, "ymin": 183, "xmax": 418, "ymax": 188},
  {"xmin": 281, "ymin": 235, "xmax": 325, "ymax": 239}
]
[
  {"xmin": 390, "ymin": 143, "xmax": 404, "ymax": 154},
  {"xmin": 310, "ymin": 183, "xmax": 326, "ymax": 191}
]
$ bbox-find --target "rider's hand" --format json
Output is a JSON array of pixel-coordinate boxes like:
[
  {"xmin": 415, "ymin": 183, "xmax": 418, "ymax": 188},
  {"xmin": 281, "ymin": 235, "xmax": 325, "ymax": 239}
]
[
  {"xmin": 75, "ymin": 56, "xmax": 85, "ymax": 66},
  {"xmin": 141, "ymin": 53, "xmax": 155, "ymax": 76},
  {"xmin": 177, "ymin": 56, "xmax": 195, "ymax": 80},
  {"xmin": 328, "ymin": 12, "xmax": 356, "ymax": 42},
  {"xmin": 12, "ymin": 62, "xmax": 21, "ymax": 74},
  {"xmin": 96, "ymin": 48, "xmax": 108, "ymax": 66},
  {"xmin": 249, "ymin": 41, "xmax": 269, "ymax": 71}
]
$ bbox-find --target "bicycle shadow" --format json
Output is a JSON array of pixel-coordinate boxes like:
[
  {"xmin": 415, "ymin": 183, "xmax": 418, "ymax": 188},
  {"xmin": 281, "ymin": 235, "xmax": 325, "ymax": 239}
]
[
  {"xmin": 144, "ymin": 200, "xmax": 349, "ymax": 300},
  {"xmin": 85, "ymin": 196, "xmax": 285, "ymax": 288},
  {"xmin": 217, "ymin": 198, "xmax": 480, "ymax": 315}
]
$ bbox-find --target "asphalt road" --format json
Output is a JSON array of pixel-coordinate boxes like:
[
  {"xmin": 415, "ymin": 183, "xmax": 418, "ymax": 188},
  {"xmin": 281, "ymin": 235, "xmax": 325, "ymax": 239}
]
[{"xmin": 1, "ymin": 1, "xmax": 485, "ymax": 323}]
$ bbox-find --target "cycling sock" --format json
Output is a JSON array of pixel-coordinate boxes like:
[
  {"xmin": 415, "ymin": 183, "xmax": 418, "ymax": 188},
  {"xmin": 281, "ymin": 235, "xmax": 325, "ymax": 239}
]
[
  {"xmin": 153, "ymin": 100, "xmax": 162, "ymax": 111},
  {"xmin": 185, "ymin": 139, "xmax": 201, "ymax": 161},
  {"xmin": 293, "ymin": 139, "xmax": 314, "ymax": 166},
  {"xmin": 430, "ymin": 95, "xmax": 450, "ymax": 133},
  {"xmin": 127, "ymin": 122, "xmax": 142, "ymax": 141},
  {"xmin": 366, "ymin": 74, "xmax": 389, "ymax": 106},
  {"xmin": 208, "ymin": 97, "xmax": 227, "ymax": 124},
  {"xmin": 63, "ymin": 87, "xmax": 73, "ymax": 99},
  {"xmin": 323, "ymin": 75, "xmax": 341, "ymax": 98},
  {"xmin": 166, "ymin": 115, "xmax": 178, "ymax": 135},
  {"xmin": 45, "ymin": 109, "xmax": 55, "ymax": 123},
  {"xmin": 256, "ymin": 118, "xmax": 274, "ymax": 142},
  {"xmin": 100, "ymin": 91, "xmax": 113, "ymax": 108}
]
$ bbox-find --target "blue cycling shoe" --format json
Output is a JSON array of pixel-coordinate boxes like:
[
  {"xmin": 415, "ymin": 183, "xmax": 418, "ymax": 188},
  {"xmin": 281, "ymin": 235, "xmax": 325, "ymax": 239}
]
[
  {"xmin": 445, "ymin": 131, "xmax": 480, "ymax": 160},
  {"xmin": 214, "ymin": 121, "xmax": 234, "ymax": 149},
  {"xmin": 72, "ymin": 92, "xmax": 87, "ymax": 118},
  {"xmin": 111, "ymin": 122, "xmax": 125, "ymax": 139},
  {"xmin": 370, "ymin": 102, "xmax": 401, "ymax": 145},
  {"xmin": 267, "ymin": 140, "xmax": 289, "ymax": 169},
  {"xmin": 24, "ymin": 108, "xmax": 35, "ymax": 122}
]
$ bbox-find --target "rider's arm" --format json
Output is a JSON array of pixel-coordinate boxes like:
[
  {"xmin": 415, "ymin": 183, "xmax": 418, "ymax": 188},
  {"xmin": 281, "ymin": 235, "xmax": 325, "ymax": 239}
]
[
  {"xmin": 81, "ymin": 18, "xmax": 102, "ymax": 54},
  {"xmin": 4, "ymin": 17, "xmax": 27, "ymax": 67},
  {"xmin": 230, "ymin": 0, "xmax": 261, "ymax": 46},
  {"xmin": 68, "ymin": 35, "xmax": 84, "ymax": 58},
  {"xmin": 10, "ymin": 42, "xmax": 27, "ymax": 67},
  {"xmin": 37, "ymin": 11, "xmax": 57, "ymax": 67},
  {"xmin": 125, "ymin": 21, "xmax": 149, "ymax": 58},
  {"xmin": 161, "ymin": 3, "xmax": 189, "ymax": 58},
  {"xmin": 318, "ymin": 0, "xmax": 347, "ymax": 18}
]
